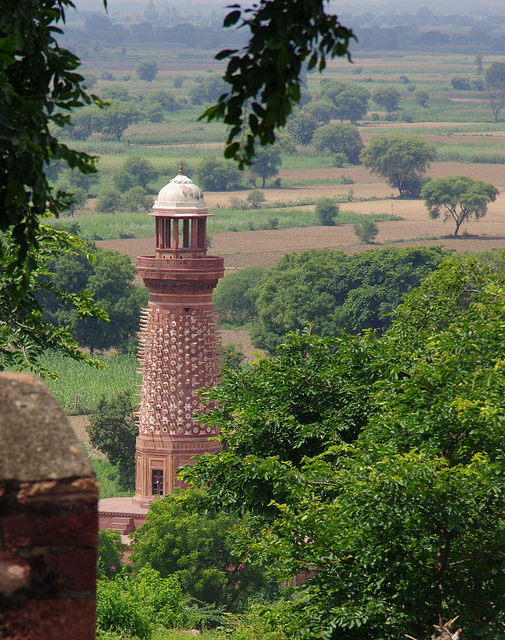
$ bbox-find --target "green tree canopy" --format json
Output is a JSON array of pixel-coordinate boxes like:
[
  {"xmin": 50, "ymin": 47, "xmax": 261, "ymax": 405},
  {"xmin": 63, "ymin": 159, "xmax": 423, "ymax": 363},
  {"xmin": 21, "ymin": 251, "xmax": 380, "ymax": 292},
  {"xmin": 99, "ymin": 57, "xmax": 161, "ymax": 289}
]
[
  {"xmin": 485, "ymin": 61, "xmax": 505, "ymax": 121},
  {"xmin": 287, "ymin": 111, "xmax": 318, "ymax": 145},
  {"xmin": 312, "ymin": 123, "xmax": 363, "ymax": 163},
  {"xmin": 130, "ymin": 488, "xmax": 276, "ymax": 612},
  {"xmin": 189, "ymin": 74, "xmax": 228, "ymax": 105},
  {"xmin": 114, "ymin": 156, "xmax": 158, "ymax": 192},
  {"xmin": 314, "ymin": 197, "xmax": 339, "ymax": 226},
  {"xmin": 0, "ymin": 0, "xmax": 104, "ymax": 273},
  {"xmin": 184, "ymin": 255, "xmax": 505, "ymax": 640},
  {"xmin": 87, "ymin": 391, "xmax": 137, "ymax": 491},
  {"xmin": 0, "ymin": 225, "xmax": 106, "ymax": 377},
  {"xmin": 195, "ymin": 155, "xmax": 242, "ymax": 191},
  {"xmin": 302, "ymin": 97, "xmax": 336, "ymax": 124},
  {"xmin": 44, "ymin": 246, "xmax": 148, "ymax": 352},
  {"xmin": 251, "ymin": 146, "xmax": 282, "ymax": 188},
  {"xmin": 200, "ymin": 1, "xmax": 355, "ymax": 166},
  {"xmin": 414, "ymin": 89, "xmax": 430, "ymax": 108},
  {"xmin": 371, "ymin": 86, "xmax": 401, "ymax": 111},
  {"xmin": 421, "ymin": 175, "xmax": 499, "ymax": 236},
  {"xmin": 360, "ymin": 132, "xmax": 437, "ymax": 198},
  {"xmin": 182, "ymin": 330, "xmax": 380, "ymax": 518},
  {"xmin": 213, "ymin": 267, "xmax": 265, "ymax": 325},
  {"xmin": 96, "ymin": 100, "xmax": 142, "ymax": 141},
  {"xmin": 136, "ymin": 58, "xmax": 159, "ymax": 82},
  {"xmin": 318, "ymin": 80, "xmax": 369, "ymax": 123},
  {"xmin": 248, "ymin": 246, "xmax": 449, "ymax": 353}
]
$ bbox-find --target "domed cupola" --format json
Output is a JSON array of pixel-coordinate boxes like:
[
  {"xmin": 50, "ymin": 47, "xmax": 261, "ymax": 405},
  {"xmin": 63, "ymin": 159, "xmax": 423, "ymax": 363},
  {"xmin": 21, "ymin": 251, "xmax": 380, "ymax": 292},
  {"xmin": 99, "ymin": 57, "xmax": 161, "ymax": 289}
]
[{"xmin": 149, "ymin": 162, "xmax": 212, "ymax": 259}]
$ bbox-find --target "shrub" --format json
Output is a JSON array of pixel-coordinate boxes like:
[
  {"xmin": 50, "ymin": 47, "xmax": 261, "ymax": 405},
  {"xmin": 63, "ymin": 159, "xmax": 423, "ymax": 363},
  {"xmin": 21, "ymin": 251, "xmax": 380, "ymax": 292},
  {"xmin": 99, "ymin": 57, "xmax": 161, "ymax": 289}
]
[
  {"xmin": 121, "ymin": 186, "xmax": 150, "ymax": 212},
  {"xmin": 353, "ymin": 220, "xmax": 379, "ymax": 243},
  {"xmin": 95, "ymin": 188, "xmax": 122, "ymax": 213},
  {"xmin": 332, "ymin": 152, "xmax": 348, "ymax": 168},
  {"xmin": 315, "ymin": 197, "xmax": 339, "ymax": 226},
  {"xmin": 247, "ymin": 190, "xmax": 266, "ymax": 208}
]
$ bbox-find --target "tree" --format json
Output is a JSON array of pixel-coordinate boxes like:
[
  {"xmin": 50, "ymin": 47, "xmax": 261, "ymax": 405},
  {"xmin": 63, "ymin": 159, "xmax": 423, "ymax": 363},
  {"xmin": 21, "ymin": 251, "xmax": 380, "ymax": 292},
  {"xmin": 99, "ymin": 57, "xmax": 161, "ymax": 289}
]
[
  {"xmin": 219, "ymin": 343, "xmax": 247, "ymax": 371},
  {"xmin": 87, "ymin": 391, "xmax": 137, "ymax": 490},
  {"xmin": 136, "ymin": 58, "xmax": 159, "ymax": 82},
  {"xmin": 44, "ymin": 246, "xmax": 148, "ymax": 352},
  {"xmin": 115, "ymin": 156, "xmax": 158, "ymax": 191},
  {"xmin": 302, "ymin": 98, "xmax": 336, "ymax": 124},
  {"xmin": 95, "ymin": 188, "xmax": 123, "ymax": 213},
  {"xmin": 451, "ymin": 77, "xmax": 471, "ymax": 91},
  {"xmin": 314, "ymin": 197, "xmax": 339, "ymax": 226},
  {"xmin": 414, "ymin": 89, "xmax": 430, "ymax": 108},
  {"xmin": 98, "ymin": 529, "xmax": 126, "ymax": 580},
  {"xmin": 195, "ymin": 155, "xmax": 242, "ymax": 191},
  {"xmin": 485, "ymin": 62, "xmax": 505, "ymax": 122},
  {"xmin": 248, "ymin": 247, "xmax": 449, "ymax": 352},
  {"xmin": 72, "ymin": 249, "xmax": 147, "ymax": 352},
  {"xmin": 199, "ymin": 1, "xmax": 355, "ymax": 166},
  {"xmin": 64, "ymin": 106, "xmax": 101, "ymax": 141},
  {"xmin": 0, "ymin": 225, "xmax": 106, "ymax": 377},
  {"xmin": 287, "ymin": 111, "xmax": 318, "ymax": 145},
  {"xmin": 319, "ymin": 80, "xmax": 369, "ymax": 123},
  {"xmin": 184, "ymin": 257, "xmax": 505, "ymax": 640},
  {"xmin": 97, "ymin": 100, "xmax": 142, "ymax": 141},
  {"xmin": 371, "ymin": 86, "xmax": 401, "ymax": 111},
  {"xmin": 421, "ymin": 175, "xmax": 499, "ymax": 236},
  {"xmin": 251, "ymin": 146, "xmax": 282, "ymax": 188},
  {"xmin": 181, "ymin": 330, "xmax": 380, "ymax": 517},
  {"xmin": 312, "ymin": 123, "xmax": 363, "ymax": 164},
  {"xmin": 130, "ymin": 488, "xmax": 276, "ymax": 611},
  {"xmin": 360, "ymin": 132, "xmax": 437, "ymax": 198},
  {"xmin": 0, "ymin": 0, "xmax": 103, "ymax": 271},
  {"xmin": 189, "ymin": 74, "xmax": 228, "ymax": 105},
  {"xmin": 213, "ymin": 267, "xmax": 264, "ymax": 325}
]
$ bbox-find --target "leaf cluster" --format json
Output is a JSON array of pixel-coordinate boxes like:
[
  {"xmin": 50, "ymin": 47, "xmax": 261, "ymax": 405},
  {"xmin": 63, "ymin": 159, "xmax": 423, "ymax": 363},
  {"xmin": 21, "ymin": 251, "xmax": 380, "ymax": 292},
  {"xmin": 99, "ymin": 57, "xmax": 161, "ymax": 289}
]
[
  {"xmin": 0, "ymin": 224, "xmax": 106, "ymax": 377},
  {"xmin": 0, "ymin": 0, "xmax": 104, "ymax": 272},
  {"xmin": 200, "ymin": 0, "xmax": 355, "ymax": 166},
  {"xmin": 87, "ymin": 391, "xmax": 137, "ymax": 490},
  {"xmin": 183, "ymin": 255, "xmax": 505, "ymax": 639}
]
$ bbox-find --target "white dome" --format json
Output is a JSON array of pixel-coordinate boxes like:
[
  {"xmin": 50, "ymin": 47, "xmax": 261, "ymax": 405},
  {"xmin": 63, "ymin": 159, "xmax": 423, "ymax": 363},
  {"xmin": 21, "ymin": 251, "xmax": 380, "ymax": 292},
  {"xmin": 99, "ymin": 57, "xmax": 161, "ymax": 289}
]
[{"xmin": 153, "ymin": 165, "xmax": 208, "ymax": 214}]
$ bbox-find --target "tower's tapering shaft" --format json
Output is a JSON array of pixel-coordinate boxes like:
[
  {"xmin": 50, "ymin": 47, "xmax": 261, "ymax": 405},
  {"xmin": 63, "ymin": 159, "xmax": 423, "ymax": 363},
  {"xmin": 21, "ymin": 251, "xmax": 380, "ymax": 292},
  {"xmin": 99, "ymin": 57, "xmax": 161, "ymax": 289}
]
[{"xmin": 133, "ymin": 166, "xmax": 224, "ymax": 507}]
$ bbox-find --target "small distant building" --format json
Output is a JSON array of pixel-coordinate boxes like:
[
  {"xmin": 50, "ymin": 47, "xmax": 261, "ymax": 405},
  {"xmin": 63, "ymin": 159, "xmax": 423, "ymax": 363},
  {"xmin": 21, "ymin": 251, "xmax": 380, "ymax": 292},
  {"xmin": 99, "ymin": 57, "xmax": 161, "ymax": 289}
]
[{"xmin": 133, "ymin": 163, "xmax": 225, "ymax": 507}]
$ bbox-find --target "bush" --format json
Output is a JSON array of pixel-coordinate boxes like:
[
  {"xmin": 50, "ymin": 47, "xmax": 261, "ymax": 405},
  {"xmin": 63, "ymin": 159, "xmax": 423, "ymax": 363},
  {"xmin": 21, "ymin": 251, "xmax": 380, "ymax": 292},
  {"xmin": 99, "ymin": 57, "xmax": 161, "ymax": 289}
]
[
  {"xmin": 246, "ymin": 190, "xmax": 266, "ymax": 208},
  {"xmin": 95, "ymin": 188, "xmax": 122, "ymax": 213},
  {"xmin": 121, "ymin": 186, "xmax": 150, "ymax": 212},
  {"xmin": 96, "ymin": 566, "xmax": 186, "ymax": 638},
  {"xmin": 451, "ymin": 77, "xmax": 471, "ymax": 90},
  {"xmin": 315, "ymin": 197, "xmax": 339, "ymax": 226},
  {"xmin": 353, "ymin": 220, "xmax": 379, "ymax": 243},
  {"xmin": 98, "ymin": 529, "xmax": 126, "ymax": 580},
  {"xmin": 332, "ymin": 152, "xmax": 347, "ymax": 168}
]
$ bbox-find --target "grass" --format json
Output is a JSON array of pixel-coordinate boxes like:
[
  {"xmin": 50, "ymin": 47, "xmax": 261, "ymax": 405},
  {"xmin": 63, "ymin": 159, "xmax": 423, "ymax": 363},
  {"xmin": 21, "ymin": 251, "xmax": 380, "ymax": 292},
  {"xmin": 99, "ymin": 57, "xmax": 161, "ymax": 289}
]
[{"xmin": 40, "ymin": 352, "xmax": 140, "ymax": 414}]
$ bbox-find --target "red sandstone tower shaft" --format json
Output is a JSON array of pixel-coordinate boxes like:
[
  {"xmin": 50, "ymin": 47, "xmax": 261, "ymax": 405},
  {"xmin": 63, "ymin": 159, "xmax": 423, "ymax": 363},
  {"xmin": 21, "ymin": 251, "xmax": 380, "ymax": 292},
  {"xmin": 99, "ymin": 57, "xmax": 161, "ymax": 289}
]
[{"xmin": 134, "ymin": 164, "xmax": 224, "ymax": 507}]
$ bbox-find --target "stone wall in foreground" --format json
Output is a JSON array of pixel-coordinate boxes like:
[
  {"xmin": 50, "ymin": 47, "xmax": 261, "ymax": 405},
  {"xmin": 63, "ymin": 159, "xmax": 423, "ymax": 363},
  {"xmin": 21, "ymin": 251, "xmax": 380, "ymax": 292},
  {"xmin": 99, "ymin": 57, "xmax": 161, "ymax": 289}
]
[{"xmin": 0, "ymin": 372, "xmax": 98, "ymax": 640}]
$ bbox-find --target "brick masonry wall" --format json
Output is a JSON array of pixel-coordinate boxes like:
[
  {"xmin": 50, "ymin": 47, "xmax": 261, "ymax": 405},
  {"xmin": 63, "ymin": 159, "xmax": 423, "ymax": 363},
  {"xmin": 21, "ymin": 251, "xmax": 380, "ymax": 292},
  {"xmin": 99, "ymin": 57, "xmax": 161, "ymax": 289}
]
[{"xmin": 0, "ymin": 373, "xmax": 98, "ymax": 640}]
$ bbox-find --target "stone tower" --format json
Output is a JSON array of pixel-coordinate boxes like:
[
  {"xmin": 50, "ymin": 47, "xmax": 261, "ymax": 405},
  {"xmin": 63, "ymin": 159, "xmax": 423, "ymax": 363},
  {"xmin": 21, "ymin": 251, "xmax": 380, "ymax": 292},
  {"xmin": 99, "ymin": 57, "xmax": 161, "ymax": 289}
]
[{"xmin": 133, "ymin": 164, "xmax": 224, "ymax": 507}]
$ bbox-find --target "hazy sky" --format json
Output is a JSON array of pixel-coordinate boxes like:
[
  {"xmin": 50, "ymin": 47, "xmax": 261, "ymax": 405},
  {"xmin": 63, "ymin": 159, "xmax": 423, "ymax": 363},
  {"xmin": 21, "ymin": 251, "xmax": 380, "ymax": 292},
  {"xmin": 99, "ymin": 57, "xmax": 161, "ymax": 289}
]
[{"xmin": 74, "ymin": 0, "xmax": 505, "ymax": 17}]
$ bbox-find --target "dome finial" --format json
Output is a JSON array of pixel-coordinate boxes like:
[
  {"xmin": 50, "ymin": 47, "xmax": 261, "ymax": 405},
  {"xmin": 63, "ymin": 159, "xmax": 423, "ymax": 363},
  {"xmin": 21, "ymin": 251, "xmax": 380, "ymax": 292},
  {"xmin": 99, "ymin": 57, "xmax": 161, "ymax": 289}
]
[{"xmin": 179, "ymin": 161, "xmax": 184, "ymax": 175}]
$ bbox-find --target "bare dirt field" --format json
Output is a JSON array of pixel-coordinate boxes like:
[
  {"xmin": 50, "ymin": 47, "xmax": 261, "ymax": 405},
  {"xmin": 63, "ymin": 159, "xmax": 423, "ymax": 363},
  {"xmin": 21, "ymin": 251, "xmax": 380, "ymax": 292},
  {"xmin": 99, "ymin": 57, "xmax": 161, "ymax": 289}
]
[{"xmin": 98, "ymin": 162, "xmax": 505, "ymax": 271}]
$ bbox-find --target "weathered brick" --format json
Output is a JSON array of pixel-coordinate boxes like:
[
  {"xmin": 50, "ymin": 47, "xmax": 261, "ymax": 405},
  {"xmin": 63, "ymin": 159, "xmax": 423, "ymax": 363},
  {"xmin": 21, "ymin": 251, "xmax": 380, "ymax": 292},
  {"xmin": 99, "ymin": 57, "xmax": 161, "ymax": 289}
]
[
  {"xmin": 44, "ymin": 548, "xmax": 97, "ymax": 591},
  {"xmin": 2, "ymin": 511, "xmax": 98, "ymax": 548},
  {"xmin": 0, "ymin": 598, "xmax": 96, "ymax": 640},
  {"xmin": 0, "ymin": 552, "xmax": 30, "ymax": 594}
]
